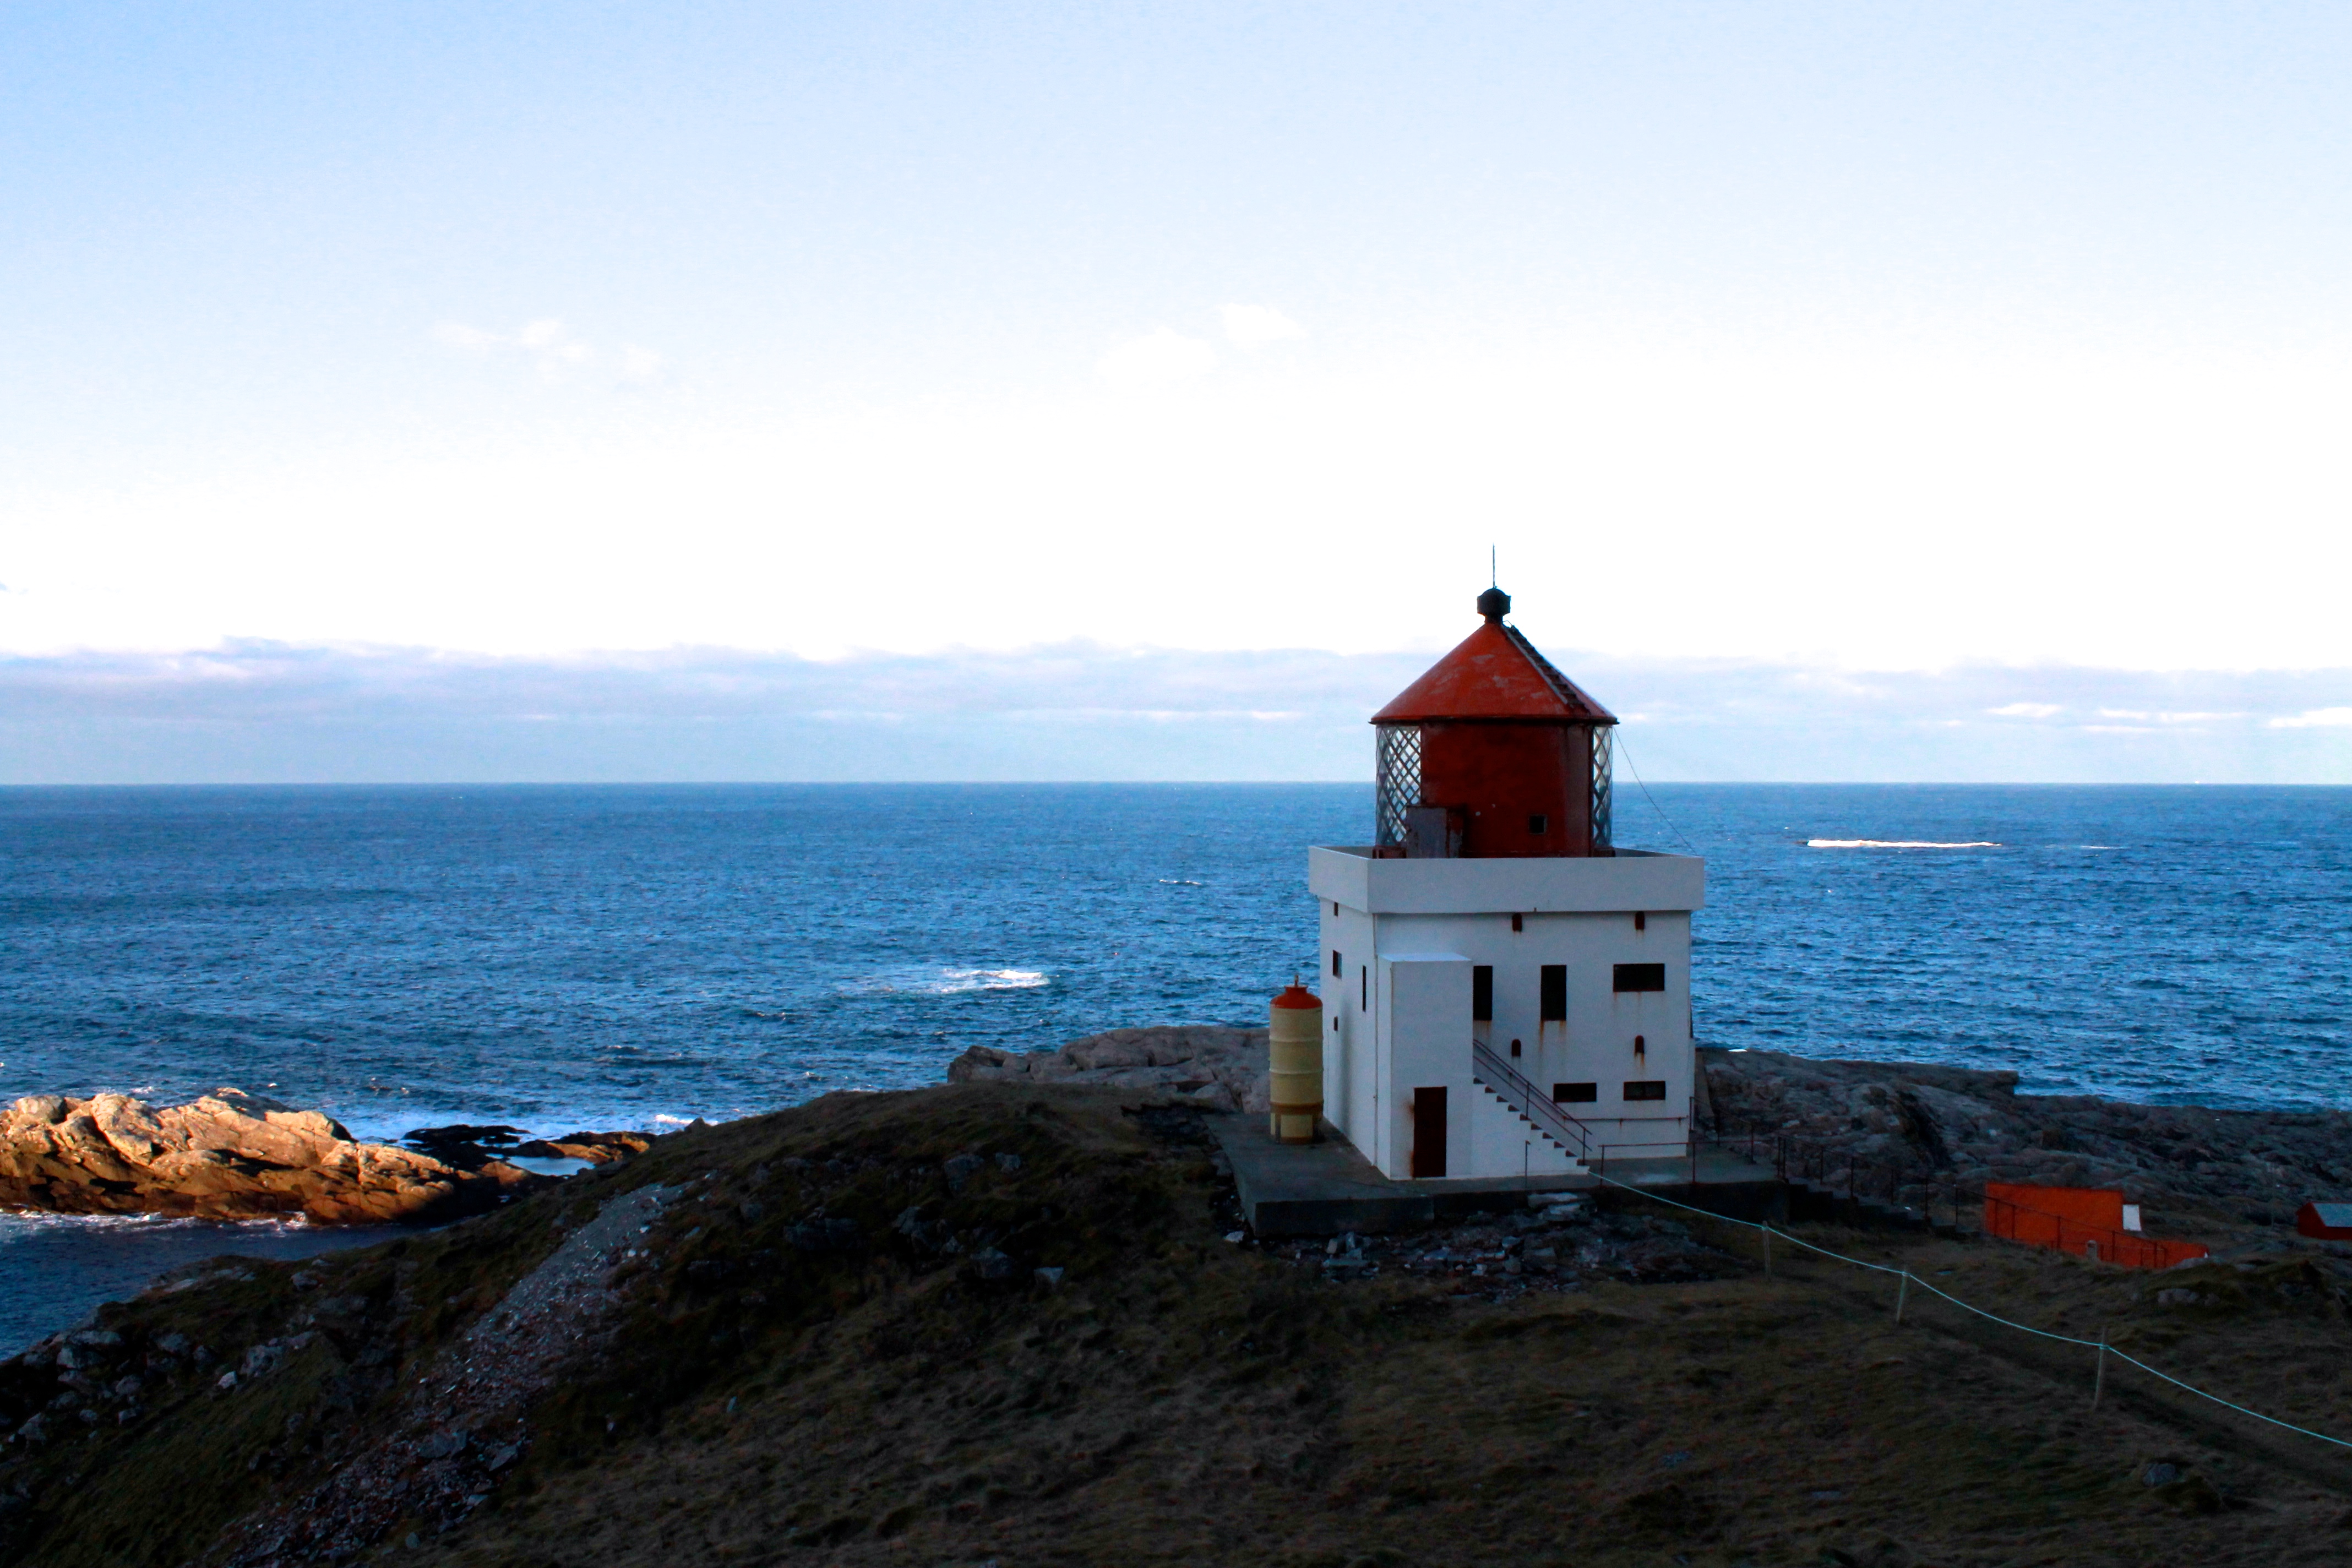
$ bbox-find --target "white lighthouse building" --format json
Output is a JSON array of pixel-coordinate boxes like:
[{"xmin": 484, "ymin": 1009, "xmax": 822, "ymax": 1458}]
[{"xmin": 1311, "ymin": 586, "xmax": 1705, "ymax": 1182}]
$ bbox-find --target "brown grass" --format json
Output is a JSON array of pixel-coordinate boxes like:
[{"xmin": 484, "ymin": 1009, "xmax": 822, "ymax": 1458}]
[{"xmin": 7, "ymin": 1084, "xmax": 2352, "ymax": 1567}]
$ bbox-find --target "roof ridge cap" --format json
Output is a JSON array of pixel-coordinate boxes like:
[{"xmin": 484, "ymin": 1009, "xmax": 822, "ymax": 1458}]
[{"xmin": 1501, "ymin": 625, "xmax": 1616, "ymax": 723}]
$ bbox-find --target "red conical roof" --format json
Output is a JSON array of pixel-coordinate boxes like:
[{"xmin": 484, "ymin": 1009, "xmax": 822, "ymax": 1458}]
[{"xmin": 1372, "ymin": 617, "xmax": 1616, "ymax": 725}]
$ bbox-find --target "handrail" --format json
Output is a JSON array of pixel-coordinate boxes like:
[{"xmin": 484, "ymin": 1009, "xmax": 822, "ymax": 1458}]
[{"xmin": 1469, "ymin": 1039, "xmax": 1594, "ymax": 1160}]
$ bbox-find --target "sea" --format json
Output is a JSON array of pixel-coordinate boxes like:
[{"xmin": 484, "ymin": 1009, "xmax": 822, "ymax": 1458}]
[{"xmin": 3, "ymin": 782, "xmax": 2347, "ymax": 1349}]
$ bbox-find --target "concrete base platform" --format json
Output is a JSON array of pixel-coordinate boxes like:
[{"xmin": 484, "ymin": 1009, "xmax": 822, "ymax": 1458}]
[{"xmin": 1211, "ymin": 1115, "xmax": 1782, "ymax": 1238}]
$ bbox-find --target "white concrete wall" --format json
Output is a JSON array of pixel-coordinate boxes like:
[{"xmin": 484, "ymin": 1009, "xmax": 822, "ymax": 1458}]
[
  {"xmin": 1376, "ymin": 952, "xmax": 1471, "ymax": 1180},
  {"xmin": 1374, "ymin": 908, "xmax": 1692, "ymax": 1153},
  {"xmin": 1315, "ymin": 896, "xmax": 1380, "ymax": 1155},
  {"xmin": 1309, "ymin": 846, "xmax": 1704, "ymax": 916},
  {"xmin": 1316, "ymin": 849, "xmax": 1702, "ymax": 1174},
  {"xmin": 1468, "ymin": 1085, "xmax": 1585, "ymax": 1179}
]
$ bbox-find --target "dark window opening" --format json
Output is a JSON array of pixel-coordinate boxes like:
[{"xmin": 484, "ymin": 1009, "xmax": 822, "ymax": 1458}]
[
  {"xmin": 1540, "ymin": 965, "xmax": 1567, "ymax": 1021},
  {"xmin": 1331, "ymin": 949, "xmax": 1342, "ymax": 979},
  {"xmin": 1613, "ymin": 962, "xmax": 1667, "ymax": 993},
  {"xmin": 1554, "ymin": 1082, "xmax": 1598, "ymax": 1103},
  {"xmin": 1361, "ymin": 966, "xmax": 1368, "ymax": 1009},
  {"xmin": 1509, "ymin": 1039, "xmax": 1521, "ymax": 1057},
  {"xmin": 1511, "ymin": 913, "xmax": 1523, "ymax": 933},
  {"xmin": 1634, "ymin": 911, "xmax": 1647, "ymax": 932},
  {"xmin": 1634, "ymin": 1033, "xmax": 1646, "ymax": 1054},
  {"xmin": 1471, "ymin": 966, "xmax": 1493, "ymax": 1022},
  {"xmin": 1623, "ymin": 1080, "xmax": 1668, "ymax": 1102},
  {"xmin": 1527, "ymin": 813, "xmax": 1548, "ymax": 834}
]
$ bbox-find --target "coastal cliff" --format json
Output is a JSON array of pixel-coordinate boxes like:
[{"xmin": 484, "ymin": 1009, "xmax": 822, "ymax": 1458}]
[{"xmin": 6, "ymin": 1063, "xmax": 2352, "ymax": 1565}]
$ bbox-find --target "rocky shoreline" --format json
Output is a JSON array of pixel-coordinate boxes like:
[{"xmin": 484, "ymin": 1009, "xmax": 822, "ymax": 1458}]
[
  {"xmin": 20, "ymin": 1031, "xmax": 2343, "ymax": 1232},
  {"xmin": 1699, "ymin": 1046, "xmax": 2352, "ymax": 1224},
  {"xmin": 948, "ymin": 1023, "xmax": 1271, "ymax": 1113},
  {"xmin": 0, "ymin": 1091, "xmax": 581, "ymax": 1225},
  {"xmin": 956, "ymin": 1026, "xmax": 2352, "ymax": 1226}
]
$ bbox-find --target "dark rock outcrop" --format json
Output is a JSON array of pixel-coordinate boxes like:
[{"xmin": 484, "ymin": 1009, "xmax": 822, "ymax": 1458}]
[
  {"xmin": 1703, "ymin": 1047, "xmax": 2352, "ymax": 1217},
  {"xmin": 948, "ymin": 1025, "xmax": 1268, "ymax": 1114},
  {"xmin": 403, "ymin": 1125, "xmax": 651, "ymax": 1172}
]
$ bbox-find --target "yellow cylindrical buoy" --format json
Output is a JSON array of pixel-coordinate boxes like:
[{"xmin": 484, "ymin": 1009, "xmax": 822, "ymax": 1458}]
[{"xmin": 1268, "ymin": 983, "xmax": 1324, "ymax": 1144}]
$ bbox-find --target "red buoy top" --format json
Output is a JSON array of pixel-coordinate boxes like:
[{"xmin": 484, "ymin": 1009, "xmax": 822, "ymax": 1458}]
[
  {"xmin": 1270, "ymin": 984, "xmax": 1323, "ymax": 1010},
  {"xmin": 1371, "ymin": 619, "xmax": 1614, "ymax": 726}
]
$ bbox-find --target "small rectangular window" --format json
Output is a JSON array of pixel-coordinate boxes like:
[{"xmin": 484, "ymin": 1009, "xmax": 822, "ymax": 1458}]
[
  {"xmin": 1623, "ymin": 1080, "xmax": 1668, "ymax": 1102},
  {"xmin": 1527, "ymin": 813, "xmax": 1548, "ymax": 834},
  {"xmin": 1471, "ymin": 965, "xmax": 1493, "ymax": 1022},
  {"xmin": 1634, "ymin": 911, "xmax": 1646, "ymax": 932},
  {"xmin": 1332, "ymin": 949, "xmax": 1342, "ymax": 979},
  {"xmin": 1554, "ymin": 1082, "xmax": 1597, "ymax": 1103},
  {"xmin": 1540, "ymin": 965, "xmax": 1567, "ymax": 1021},
  {"xmin": 1613, "ymin": 962, "xmax": 1667, "ymax": 993},
  {"xmin": 1361, "ymin": 966, "xmax": 1368, "ymax": 1010}
]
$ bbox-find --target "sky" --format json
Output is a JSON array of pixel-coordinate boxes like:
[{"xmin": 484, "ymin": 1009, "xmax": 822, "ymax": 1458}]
[{"xmin": 3, "ymin": 2, "xmax": 2349, "ymax": 781}]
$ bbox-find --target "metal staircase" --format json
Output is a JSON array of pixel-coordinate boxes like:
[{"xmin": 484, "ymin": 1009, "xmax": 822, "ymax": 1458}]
[{"xmin": 1469, "ymin": 1039, "xmax": 1594, "ymax": 1163}]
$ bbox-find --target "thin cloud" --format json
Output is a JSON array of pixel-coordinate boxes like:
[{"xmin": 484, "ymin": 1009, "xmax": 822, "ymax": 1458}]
[
  {"xmin": 431, "ymin": 318, "xmax": 647, "ymax": 383},
  {"xmin": 1097, "ymin": 328, "xmax": 1218, "ymax": 390},
  {"xmin": 1220, "ymin": 304, "xmax": 1306, "ymax": 349},
  {"xmin": 1, "ymin": 644, "xmax": 2346, "ymax": 785}
]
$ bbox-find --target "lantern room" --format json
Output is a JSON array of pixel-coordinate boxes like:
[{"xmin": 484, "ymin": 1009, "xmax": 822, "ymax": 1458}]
[{"xmin": 1370, "ymin": 586, "xmax": 1616, "ymax": 859}]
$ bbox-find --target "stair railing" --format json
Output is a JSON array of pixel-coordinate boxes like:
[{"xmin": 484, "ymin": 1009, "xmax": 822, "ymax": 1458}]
[{"xmin": 1469, "ymin": 1039, "xmax": 1595, "ymax": 1161}]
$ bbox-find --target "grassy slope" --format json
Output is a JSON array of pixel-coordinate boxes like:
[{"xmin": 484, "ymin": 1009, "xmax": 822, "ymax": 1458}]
[{"xmin": 6, "ymin": 1084, "xmax": 2351, "ymax": 1568}]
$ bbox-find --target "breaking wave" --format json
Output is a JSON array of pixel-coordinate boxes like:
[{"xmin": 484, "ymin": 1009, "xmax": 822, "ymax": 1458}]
[{"xmin": 853, "ymin": 968, "xmax": 1051, "ymax": 997}]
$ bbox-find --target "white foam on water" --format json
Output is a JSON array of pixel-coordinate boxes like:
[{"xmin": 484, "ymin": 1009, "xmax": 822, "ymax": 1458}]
[
  {"xmin": 1807, "ymin": 839, "xmax": 2002, "ymax": 849},
  {"xmin": 852, "ymin": 967, "xmax": 1050, "ymax": 996},
  {"xmin": 930, "ymin": 968, "xmax": 1050, "ymax": 993},
  {"xmin": 0, "ymin": 1210, "xmax": 317, "ymax": 1235}
]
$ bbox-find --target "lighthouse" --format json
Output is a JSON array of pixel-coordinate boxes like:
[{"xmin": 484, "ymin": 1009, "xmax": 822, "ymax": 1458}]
[{"xmin": 1309, "ymin": 587, "xmax": 1705, "ymax": 1182}]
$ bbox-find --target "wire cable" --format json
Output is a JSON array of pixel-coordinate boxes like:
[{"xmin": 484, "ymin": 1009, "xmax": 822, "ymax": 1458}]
[
  {"xmin": 1613, "ymin": 734, "xmax": 1699, "ymax": 855},
  {"xmin": 1571, "ymin": 1161, "xmax": 2352, "ymax": 1452}
]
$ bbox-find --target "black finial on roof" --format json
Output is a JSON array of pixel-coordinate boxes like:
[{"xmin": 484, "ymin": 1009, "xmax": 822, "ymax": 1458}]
[{"xmin": 1477, "ymin": 585, "xmax": 1510, "ymax": 623}]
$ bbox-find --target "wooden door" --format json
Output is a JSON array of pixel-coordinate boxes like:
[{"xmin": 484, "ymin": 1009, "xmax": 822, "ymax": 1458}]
[{"xmin": 1410, "ymin": 1086, "xmax": 1447, "ymax": 1178}]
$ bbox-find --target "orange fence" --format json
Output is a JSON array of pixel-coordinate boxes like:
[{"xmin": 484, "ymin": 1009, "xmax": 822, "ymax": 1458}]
[{"xmin": 1983, "ymin": 1183, "xmax": 2208, "ymax": 1270}]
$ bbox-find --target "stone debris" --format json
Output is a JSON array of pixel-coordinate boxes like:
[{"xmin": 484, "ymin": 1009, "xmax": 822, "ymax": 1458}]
[
  {"xmin": 0, "ymin": 1088, "xmax": 533, "ymax": 1223},
  {"xmin": 948, "ymin": 1025, "xmax": 1270, "ymax": 1115},
  {"xmin": 1270, "ymin": 1206, "xmax": 1727, "ymax": 1298},
  {"xmin": 216, "ymin": 1183, "xmax": 678, "ymax": 1567}
]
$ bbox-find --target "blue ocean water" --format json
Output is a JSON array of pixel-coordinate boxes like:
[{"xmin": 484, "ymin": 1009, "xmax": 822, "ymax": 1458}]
[{"xmin": 2, "ymin": 781, "xmax": 2347, "ymax": 1347}]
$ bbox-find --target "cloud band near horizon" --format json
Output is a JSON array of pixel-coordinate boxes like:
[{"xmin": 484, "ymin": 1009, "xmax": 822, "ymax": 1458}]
[{"xmin": 2, "ymin": 643, "xmax": 2346, "ymax": 786}]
